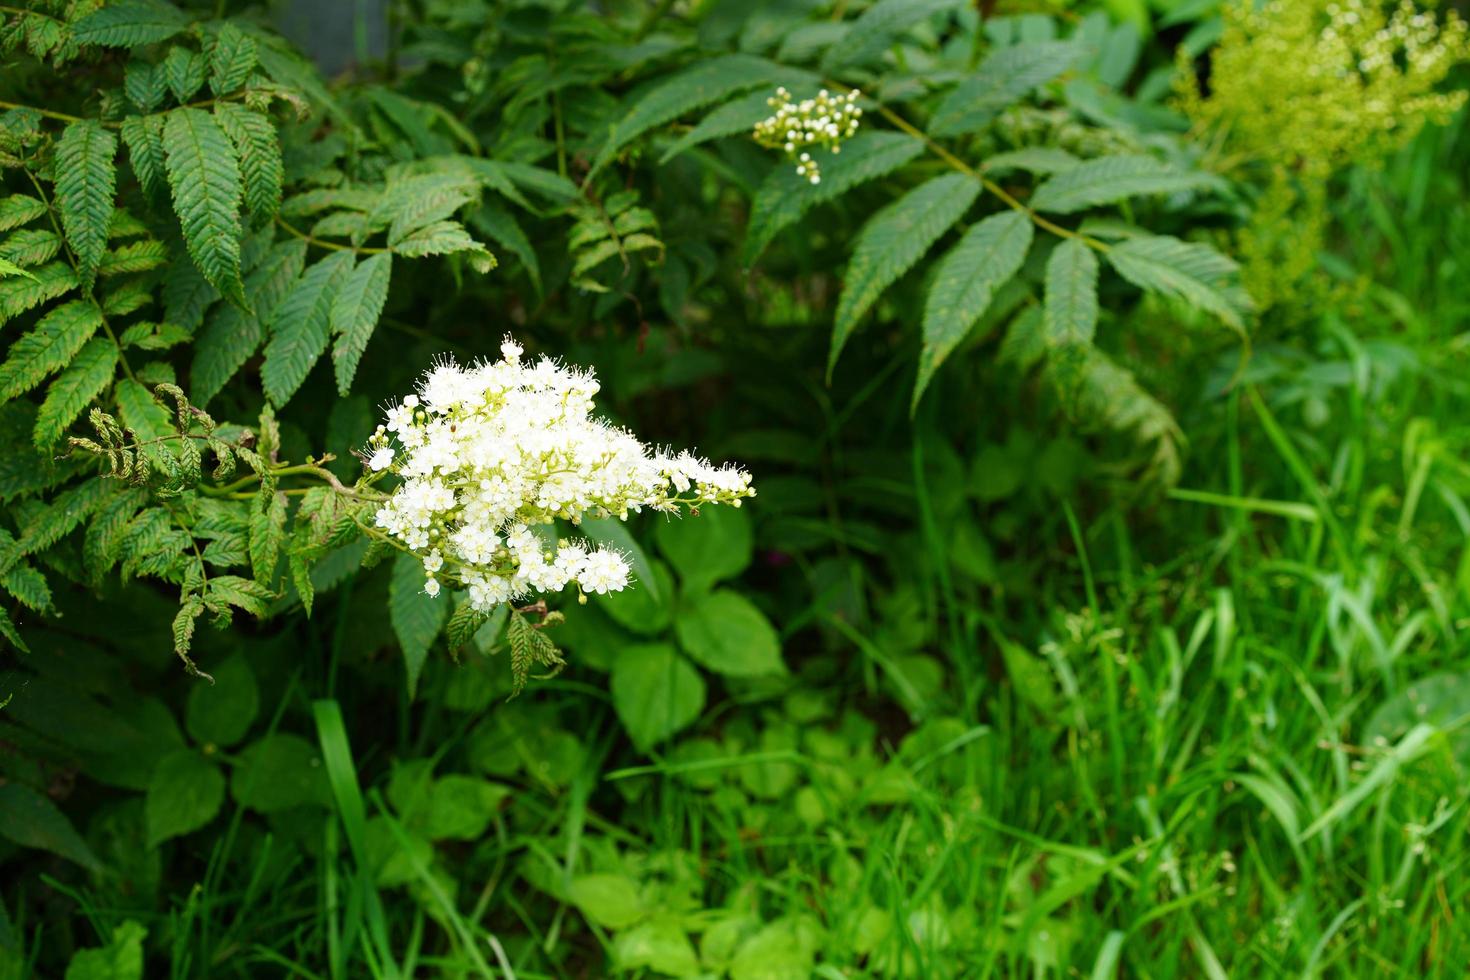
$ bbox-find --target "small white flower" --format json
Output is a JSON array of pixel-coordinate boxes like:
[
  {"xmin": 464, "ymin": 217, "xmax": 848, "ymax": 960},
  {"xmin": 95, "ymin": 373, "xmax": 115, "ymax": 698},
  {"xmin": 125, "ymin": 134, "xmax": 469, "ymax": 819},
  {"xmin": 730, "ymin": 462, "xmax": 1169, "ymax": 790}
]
[
  {"xmin": 423, "ymin": 577, "xmax": 441, "ymax": 598},
  {"xmin": 369, "ymin": 447, "xmax": 395, "ymax": 471}
]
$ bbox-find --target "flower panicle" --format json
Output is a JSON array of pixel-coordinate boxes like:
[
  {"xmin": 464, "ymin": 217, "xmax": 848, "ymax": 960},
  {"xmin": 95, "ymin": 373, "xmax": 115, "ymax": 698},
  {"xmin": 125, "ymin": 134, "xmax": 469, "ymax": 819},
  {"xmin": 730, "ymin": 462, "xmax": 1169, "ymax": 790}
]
[{"xmin": 753, "ymin": 86, "xmax": 863, "ymax": 185}]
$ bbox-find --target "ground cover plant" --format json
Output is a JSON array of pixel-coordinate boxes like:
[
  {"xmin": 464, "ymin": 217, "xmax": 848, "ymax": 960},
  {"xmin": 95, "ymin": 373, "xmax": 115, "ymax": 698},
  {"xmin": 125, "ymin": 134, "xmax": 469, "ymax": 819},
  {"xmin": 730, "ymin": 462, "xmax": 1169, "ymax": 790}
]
[{"xmin": 2, "ymin": 0, "xmax": 1469, "ymax": 976}]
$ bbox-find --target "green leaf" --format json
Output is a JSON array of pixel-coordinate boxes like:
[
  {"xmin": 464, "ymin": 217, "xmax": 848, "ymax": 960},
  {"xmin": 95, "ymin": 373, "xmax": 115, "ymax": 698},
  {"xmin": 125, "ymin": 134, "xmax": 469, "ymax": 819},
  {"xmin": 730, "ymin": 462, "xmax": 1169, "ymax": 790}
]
[
  {"xmin": 249, "ymin": 489, "xmax": 286, "ymax": 586},
  {"xmin": 421, "ymin": 775, "xmax": 508, "ymax": 840},
  {"xmin": 162, "ymin": 253, "xmax": 218, "ymax": 332},
  {"xmin": 0, "ymin": 300, "xmax": 103, "ymax": 402},
  {"xmin": 1104, "ymin": 235, "xmax": 1251, "ymax": 330},
  {"xmin": 1044, "ymin": 239, "xmax": 1100, "ymax": 347},
  {"xmin": 654, "ymin": 506, "xmax": 753, "ymax": 594},
  {"xmin": 391, "ymin": 550, "xmax": 447, "ymax": 699},
  {"xmin": 162, "ymin": 46, "xmax": 206, "ymax": 103},
  {"xmin": 570, "ymin": 874, "xmax": 647, "ymax": 930},
  {"xmin": 145, "ymin": 749, "xmax": 225, "ymax": 847},
  {"xmin": 931, "ymin": 41, "xmax": 1083, "ymax": 136},
  {"xmin": 125, "ymin": 60, "xmax": 167, "ymax": 112},
  {"xmin": 0, "ymin": 261, "xmax": 77, "ymax": 325},
  {"xmin": 914, "ymin": 211, "xmax": 1032, "ymax": 407},
  {"xmin": 162, "ymin": 107, "xmax": 245, "ymax": 305},
  {"xmin": 213, "ymin": 104, "xmax": 283, "ymax": 225},
  {"xmin": 831, "ymin": 172, "xmax": 979, "ymax": 376},
  {"xmin": 745, "ymin": 131, "xmax": 924, "ymax": 265},
  {"xmin": 260, "ymin": 251, "xmax": 355, "ymax": 406},
  {"xmin": 675, "ymin": 590, "xmax": 785, "ymax": 677},
  {"xmin": 0, "ymin": 228, "xmax": 62, "ymax": 267},
  {"xmin": 208, "ymin": 22, "xmax": 258, "ymax": 95},
  {"xmin": 70, "ymin": 0, "xmax": 187, "ymax": 47},
  {"xmin": 0, "ymin": 259, "xmax": 35, "ymax": 280},
  {"xmin": 610, "ymin": 643, "xmax": 706, "ymax": 752},
  {"xmin": 982, "ymin": 146, "xmax": 1082, "ymax": 177},
  {"xmin": 191, "ymin": 239, "xmax": 305, "ymax": 404},
  {"xmin": 821, "ymin": 0, "xmax": 963, "ymax": 71},
  {"xmin": 582, "ymin": 515, "xmax": 664, "ymax": 605},
  {"xmin": 614, "ymin": 919, "xmax": 700, "ymax": 977},
  {"xmin": 0, "ymin": 195, "xmax": 46, "ymax": 233},
  {"xmin": 0, "ymin": 782, "xmax": 101, "ymax": 870},
  {"xmin": 390, "ymin": 220, "xmax": 488, "ymax": 259},
  {"xmin": 1030, "ymin": 154, "xmax": 1221, "ymax": 214},
  {"xmin": 1045, "ymin": 343, "xmax": 1182, "ymax": 486},
  {"xmin": 593, "ymin": 55, "xmax": 796, "ymax": 174},
  {"xmin": 208, "ymin": 575, "xmax": 274, "ymax": 617},
  {"xmin": 0, "ymin": 606, "xmax": 27, "ymax": 653},
  {"xmin": 33, "ymin": 337, "xmax": 118, "ymax": 446},
  {"xmin": 599, "ymin": 558, "xmax": 674, "ymax": 636},
  {"xmin": 62, "ymin": 921, "xmax": 146, "ymax": 980},
  {"xmin": 658, "ymin": 89, "xmax": 775, "ymax": 163},
  {"xmin": 185, "ymin": 653, "xmax": 259, "ymax": 747},
  {"xmin": 54, "ymin": 121, "xmax": 117, "ymax": 290},
  {"xmin": 329, "ymin": 252, "xmax": 392, "ymax": 395},
  {"xmin": 230, "ymin": 733, "xmax": 331, "ymax": 813},
  {"xmin": 467, "ymin": 203, "xmax": 540, "ymax": 294}
]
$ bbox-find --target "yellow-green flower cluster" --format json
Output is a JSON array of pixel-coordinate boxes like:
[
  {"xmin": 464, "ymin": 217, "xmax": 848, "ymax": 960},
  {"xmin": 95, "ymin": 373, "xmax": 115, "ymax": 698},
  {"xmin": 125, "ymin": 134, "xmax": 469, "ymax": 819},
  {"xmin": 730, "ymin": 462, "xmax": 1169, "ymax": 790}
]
[
  {"xmin": 753, "ymin": 87, "xmax": 862, "ymax": 185},
  {"xmin": 1180, "ymin": 0, "xmax": 1469, "ymax": 308}
]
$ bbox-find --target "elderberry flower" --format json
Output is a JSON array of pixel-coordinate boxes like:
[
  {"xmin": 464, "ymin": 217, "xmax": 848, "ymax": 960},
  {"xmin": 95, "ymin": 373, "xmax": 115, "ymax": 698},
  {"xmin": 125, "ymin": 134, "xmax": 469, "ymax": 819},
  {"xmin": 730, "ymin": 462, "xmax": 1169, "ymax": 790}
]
[
  {"xmin": 753, "ymin": 86, "xmax": 862, "ymax": 185},
  {"xmin": 368, "ymin": 339, "xmax": 755, "ymax": 611}
]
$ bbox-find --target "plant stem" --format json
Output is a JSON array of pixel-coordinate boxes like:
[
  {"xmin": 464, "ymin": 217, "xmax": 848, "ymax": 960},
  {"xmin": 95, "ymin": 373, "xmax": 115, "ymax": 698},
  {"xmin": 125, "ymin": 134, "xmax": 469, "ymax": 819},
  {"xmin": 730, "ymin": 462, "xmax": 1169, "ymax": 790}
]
[{"xmin": 275, "ymin": 216, "xmax": 391, "ymax": 255}]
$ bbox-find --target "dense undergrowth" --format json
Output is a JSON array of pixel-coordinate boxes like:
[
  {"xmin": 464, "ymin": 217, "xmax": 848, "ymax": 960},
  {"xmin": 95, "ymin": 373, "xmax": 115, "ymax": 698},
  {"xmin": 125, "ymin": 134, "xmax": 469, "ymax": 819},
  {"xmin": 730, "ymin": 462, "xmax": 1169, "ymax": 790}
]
[{"xmin": 2, "ymin": 0, "xmax": 1470, "ymax": 977}]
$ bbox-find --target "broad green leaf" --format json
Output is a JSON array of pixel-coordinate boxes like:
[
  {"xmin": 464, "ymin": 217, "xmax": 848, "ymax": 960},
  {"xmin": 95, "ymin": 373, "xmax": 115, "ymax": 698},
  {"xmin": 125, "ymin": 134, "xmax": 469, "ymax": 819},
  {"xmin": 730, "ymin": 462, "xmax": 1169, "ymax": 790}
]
[
  {"xmin": 71, "ymin": 0, "xmax": 187, "ymax": 47},
  {"xmin": 675, "ymin": 590, "xmax": 785, "ymax": 677},
  {"xmin": 914, "ymin": 211, "xmax": 1032, "ymax": 407},
  {"xmin": 1044, "ymin": 239, "xmax": 1099, "ymax": 347},
  {"xmin": 185, "ymin": 653, "xmax": 259, "ymax": 747},
  {"xmin": 610, "ymin": 643, "xmax": 706, "ymax": 752},
  {"xmin": 0, "ymin": 300, "xmax": 103, "ymax": 402},
  {"xmin": 931, "ymin": 41, "xmax": 1083, "ymax": 136},
  {"xmin": 613, "ymin": 919, "xmax": 700, "ymax": 977},
  {"xmin": 831, "ymin": 172, "xmax": 979, "ymax": 375},
  {"xmin": 654, "ymin": 506, "xmax": 753, "ymax": 594},
  {"xmin": 231, "ymin": 733, "xmax": 332, "ymax": 813},
  {"xmin": 421, "ymin": 775, "xmax": 509, "ymax": 840},
  {"xmin": 821, "ymin": 0, "xmax": 963, "ymax": 71},
  {"xmin": 391, "ymin": 550, "xmax": 447, "ymax": 698},
  {"xmin": 54, "ymin": 121, "xmax": 117, "ymax": 290},
  {"xmin": 329, "ymin": 252, "xmax": 392, "ymax": 395},
  {"xmin": 191, "ymin": 239, "xmax": 305, "ymax": 404},
  {"xmin": 570, "ymin": 874, "xmax": 646, "ymax": 929},
  {"xmin": 33, "ymin": 337, "xmax": 117, "ymax": 447},
  {"xmin": 593, "ymin": 54, "xmax": 795, "ymax": 174},
  {"xmin": 261, "ymin": 251, "xmax": 355, "ymax": 406},
  {"xmin": 1364, "ymin": 671, "xmax": 1470, "ymax": 767},
  {"xmin": 62, "ymin": 920, "xmax": 146, "ymax": 980},
  {"xmin": 213, "ymin": 104, "xmax": 283, "ymax": 225},
  {"xmin": 0, "ymin": 782, "xmax": 101, "ymax": 870},
  {"xmin": 1031, "ymin": 154, "xmax": 1220, "ymax": 214},
  {"xmin": 162, "ymin": 108, "xmax": 245, "ymax": 304},
  {"xmin": 1105, "ymin": 234, "xmax": 1251, "ymax": 330},
  {"xmin": 599, "ymin": 558, "xmax": 674, "ymax": 636},
  {"xmin": 208, "ymin": 22, "xmax": 258, "ymax": 95},
  {"xmin": 729, "ymin": 918, "xmax": 820, "ymax": 980},
  {"xmin": 145, "ymin": 749, "xmax": 225, "ymax": 847},
  {"xmin": 744, "ymin": 131, "xmax": 924, "ymax": 265}
]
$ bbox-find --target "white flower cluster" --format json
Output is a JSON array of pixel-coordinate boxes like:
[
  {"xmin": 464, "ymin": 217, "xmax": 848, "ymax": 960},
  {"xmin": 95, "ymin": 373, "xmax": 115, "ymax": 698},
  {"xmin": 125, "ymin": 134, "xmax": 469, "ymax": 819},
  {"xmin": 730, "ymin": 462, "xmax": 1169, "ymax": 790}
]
[
  {"xmin": 369, "ymin": 339, "xmax": 755, "ymax": 609},
  {"xmin": 753, "ymin": 87, "xmax": 863, "ymax": 185}
]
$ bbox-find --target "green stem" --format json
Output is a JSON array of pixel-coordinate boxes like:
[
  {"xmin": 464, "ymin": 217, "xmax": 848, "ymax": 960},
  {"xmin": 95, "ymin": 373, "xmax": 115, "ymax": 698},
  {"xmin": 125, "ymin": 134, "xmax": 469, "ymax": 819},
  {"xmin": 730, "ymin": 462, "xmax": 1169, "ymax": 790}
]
[{"xmin": 275, "ymin": 216, "xmax": 391, "ymax": 255}]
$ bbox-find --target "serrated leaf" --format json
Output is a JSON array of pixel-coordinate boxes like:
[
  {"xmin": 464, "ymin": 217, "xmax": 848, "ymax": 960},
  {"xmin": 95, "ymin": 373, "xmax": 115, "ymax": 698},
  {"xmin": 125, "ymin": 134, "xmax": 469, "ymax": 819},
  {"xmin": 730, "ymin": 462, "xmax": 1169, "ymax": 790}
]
[
  {"xmin": 209, "ymin": 22, "xmax": 257, "ymax": 95},
  {"xmin": 0, "ymin": 259, "xmax": 35, "ymax": 281},
  {"xmin": 1104, "ymin": 235, "xmax": 1250, "ymax": 330},
  {"xmin": 209, "ymin": 574, "xmax": 274, "ymax": 617},
  {"xmin": 391, "ymin": 550, "xmax": 446, "ymax": 699},
  {"xmin": 1, "ymin": 562, "xmax": 52, "ymax": 613},
  {"xmin": 1044, "ymin": 239, "xmax": 1099, "ymax": 347},
  {"xmin": 0, "ymin": 195, "xmax": 46, "ymax": 233},
  {"xmin": 213, "ymin": 104, "xmax": 282, "ymax": 225},
  {"xmin": 249, "ymin": 490, "xmax": 286, "ymax": 587},
  {"xmin": 982, "ymin": 147, "xmax": 1081, "ymax": 176},
  {"xmin": 390, "ymin": 220, "xmax": 487, "ymax": 259},
  {"xmin": 163, "ymin": 46, "xmax": 206, "ymax": 103},
  {"xmin": 592, "ymin": 54, "xmax": 795, "ymax": 174},
  {"xmin": 120, "ymin": 114, "xmax": 167, "ymax": 202},
  {"xmin": 70, "ymin": 0, "xmax": 187, "ymax": 48},
  {"xmin": 659, "ymin": 89, "xmax": 774, "ymax": 163},
  {"xmin": 1045, "ymin": 343, "xmax": 1181, "ymax": 485},
  {"xmin": 145, "ymin": 749, "xmax": 225, "ymax": 847},
  {"xmin": 821, "ymin": 0, "xmax": 962, "ymax": 71},
  {"xmin": 33, "ymin": 337, "xmax": 117, "ymax": 446},
  {"xmin": 0, "ymin": 261, "xmax": 77, "ymax": 324},
  {"xmin": 1030, "ymin": 154, "xmax": 1220, "ymax": 214},
  {"xmin": 745, "ymin": 132, "xmax": 924, "ymax": 265},
  {"xmin": 190, "ymin": 240, "xmax": 304, "ymax": 404},
  {"xmin": 162, "ymin": 108, "xmax": 245, "ymax": 305},
  {"xmin": 0, "ymin": 228, "xmax": 61, "ymax": 267},
  {"xmin": 55, "ymin": 120, "xmax": 117, "ymax": 290},
  {"xmin": 15, "ymin": 477, "xmax": 112, "ymax": 557},
  {"xmin": 260, "ymin": 250, "xmax": 354, "ymax": 406},
  {"xmin": 467, "ymin": 203, "xmax": 539, "ymax": 294},
  {"xmin": 0, "ymin": 300, "xmax": 103, "ymax": 402},
  {"xmin": 931, "ymin": 41, "xmax": 1083, "ymax": 136},
  {"xmin": 124, "ymin": 60, "xmax": 167, "ymax": 112},
  {"xmin": 162, "ymin": 254, "xmax": 218, "ymax": 331},
  {"xmin": 98, "ymin": 240, "xmax": 168, "ymax": 277},
  {"xmin": 446, "ymin": 601, "xmax": 490, "ymax": 652},
  {"xmin": 914, "ymin": 211, "xmax": 1032, "ymax": 408},
  {"xmin": 329, "ymin": 252, "xmax": 391, "ymax": 395},
  {"xmin": 830, "ymin": 172, "xmax": 979, "ymax": 375}
]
